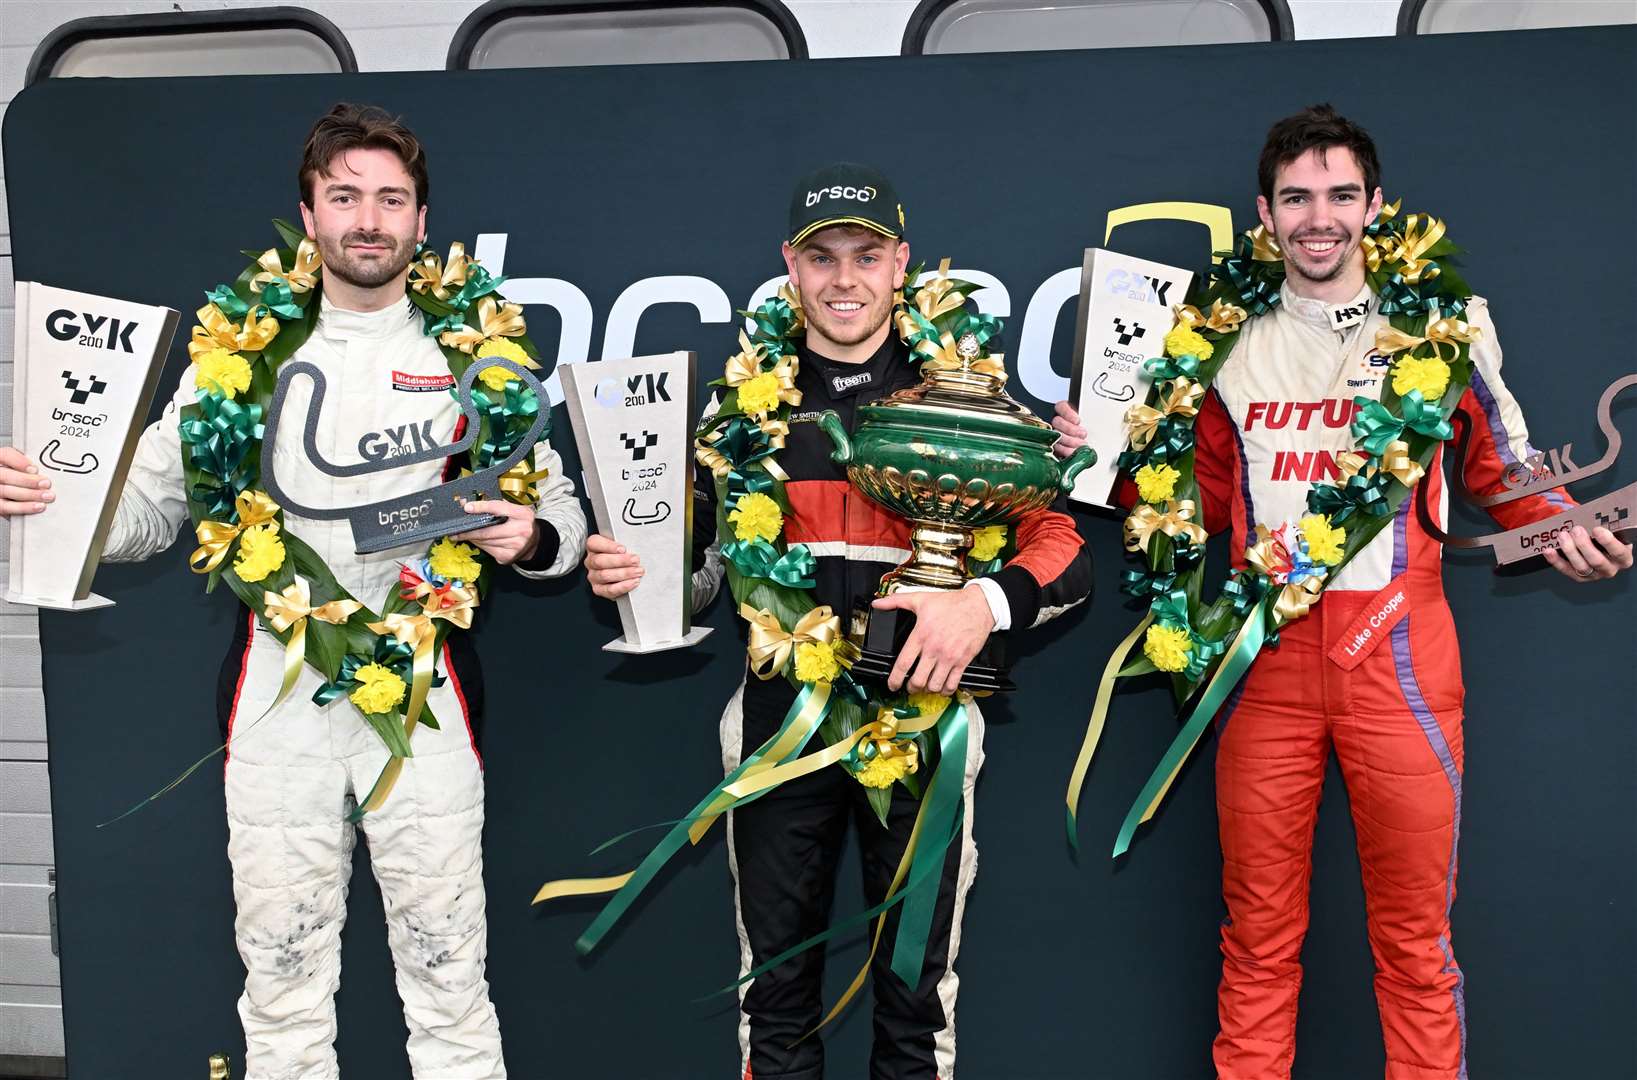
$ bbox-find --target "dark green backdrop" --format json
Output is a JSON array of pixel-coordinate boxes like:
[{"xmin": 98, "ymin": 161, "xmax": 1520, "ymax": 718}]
[{"xmin": 7, "ymin": 25, "xmax": 1634, "ymax": 1079}]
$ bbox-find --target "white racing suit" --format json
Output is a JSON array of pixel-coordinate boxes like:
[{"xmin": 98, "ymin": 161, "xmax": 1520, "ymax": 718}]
[{"xmin": 104, "ymin": 297, "xmax": 587, "ymax": 1079}]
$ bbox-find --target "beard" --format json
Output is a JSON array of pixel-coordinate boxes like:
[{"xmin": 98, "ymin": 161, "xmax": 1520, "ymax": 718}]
[
  {"xmin": 806, "ymin": 290, "xmax": 894, "ymax": 349},
  {"xmin": 317, "ymin": 229, "xmax": 416, "ymax": 289}
]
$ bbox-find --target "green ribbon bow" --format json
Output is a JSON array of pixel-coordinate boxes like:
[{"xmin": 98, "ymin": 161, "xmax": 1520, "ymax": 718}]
[
  {"xmin": 1213, "ymin": 235, "xmax": 1284, "ymax": 316},
  {"xmin": 1120, "ymin": 568, "xmax": 1178, "ymax": 601},
  {"xmin": 1307, "ymin": 468, "xmax": 1393, "ymax": 525},
  {"xmin": 312, "ymin": 637, "xmax": 425, "ymax": 708},
  {"xmin": 722, "ymin": 539, "xmax": 817, "ymax": 589},
  {"xmin": 1143, "ymin": 353, "xmax": 1201, "ymax": 381},
  {"xmin": 469, "ymin": 380, "xmax": 542, "ymax": 467},
  {"xmin": 204, "ymin": 285, "xmax": 250, "ymax": 320},
  {"xmin": 181, "ymin": 390, "xmax": 263, "ymax": 488},
  {"xmin": 711, "ymin": 417, "xmax": 781, "ymax": 510},
  {"xmin": 423, "ymin": 265, "xmax": 507, "ymax": 339},
  {"xmin": 256, "ymin": 281, "xmax": 304, "ymax": 321},
  {"xmin": 1351, "ymin": 391, "xmax": 1453, "ymax": 456},
  {"xmin": 746, "ymin": 295, "xmax": 802, "ymax": 354},
  {"xmin": 1151, "ymin": 588, "xmax": 1226, "ymax": 682}
]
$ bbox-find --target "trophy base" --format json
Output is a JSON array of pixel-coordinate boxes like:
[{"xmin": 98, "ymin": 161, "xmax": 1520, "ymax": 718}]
[
  {"xmin": 848, "ymin": 601, "xmax": 1015, "ymax": 693},
  {"xmin": 3, "ymin": 589, "xmax": 114, "ymax": 611},
  {"xmin": 602, "ymin": 624, "xmax": 714, "ymax": 654}
]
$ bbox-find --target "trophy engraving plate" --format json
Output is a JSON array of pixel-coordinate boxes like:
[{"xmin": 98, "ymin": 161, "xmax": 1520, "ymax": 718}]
[
  {"xmin": 1067, "ymin": 247, "xmax": 1195, "ymax": 508},
  {"xmin": 5, "ymin": 282, "xmax": 177, "ymax": 609},
  {"xmin": 259, "ymin": 357, "xmax": 547, "ymax": 555},
  {"xmin": 560, "ymin": 351, "xmax": 711, "ymax": 653}
]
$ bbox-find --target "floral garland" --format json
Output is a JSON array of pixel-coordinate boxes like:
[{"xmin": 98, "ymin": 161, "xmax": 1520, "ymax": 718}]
[
  {"xmin": 1066, "ymin": 200, "xmax": 1477, "ymax": 856},
  {"xmin": 536, "ymin": 263, "xmax": 1012, "ymax": 1027},
  {"xmin": 179, "ymin": 220, "xmax": 548, "ymax": 817},
  {"xmin": 693, "ymin": 261, "xmax": 1012, "ymax": 813}
]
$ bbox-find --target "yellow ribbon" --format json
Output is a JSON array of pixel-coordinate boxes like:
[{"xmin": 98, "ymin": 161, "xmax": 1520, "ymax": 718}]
[
  {"xmin": 189, "ymin": 490, "xmax": 280, "ymax": 573},
  {"xmin": 721, "ymin": 704, "xmax": 941, "ymax": 801},
  {"xmin": 1373, "ymin": 317, "xmax": 1479, "ymax": 364},
  {"xmin": 1248, "ymin": 225, "xmax": 1283, "ymax": 262},
  {"xmin": 1362, "ymin": 199, "xmax": 1404, "ymax": 272},
  {"xmin": 438, "ymin": 296, "xmax": 529, "ymax": 354},
  {"xmin": 360, "ymin": 585, "xmax": 481, "ymax": 812},
  {"xmin": 499, "ymin": 461, "xmax": 550, "ymax": 505},
  {"xmin": 249, "ymin": 238, "xmax": 321, "ymax": 295},
  {"xmin": 778, "ymin": 280, "xmax": 807, "ymax": 334},
  {"xmin": 1124, "ymin": 377, "xmax": 1204, "ymax": 451},
  {"xmin": 409, "ymin": 241, "xmax": 474, "ymax": 301},
  {"xmin": 1338, "ymin": 439, "xmax": 1424, "ymax": 488},
  {"xmin": 1243, "ymin": 526, "xmax": 1286, "ymax": 581},
  {"xmin": 909, "ymin": 258, "xmax": 968, "ymax": 323},
  {"xmin": 261, "ymin": 575, "xmax": 361, "ymax": 721},
  {"xmin": 741, "ymin": 603, "xmax": 843, "ymax": 681},
  {"xmin": 1390, "ymin": 213, "xmax": 1446, "ymax": 284},
  {"xmin": 724, "ymin": 335, "xmax": 802, "ymax": 416},
  {"xmin": 1273, "ymin": 575, "xmax": 1326, "ymax": 625},
  {"xmin": 1174, "ymin": 298, "xmax": 1248, "ymax": 335},
  {"xmin": 1065, "ymin": 610, "xmax": 1154, "ymax": 838},
  {"xmin": 188, "ymin": 303, "xmax": 279, "ymax": 361},
  {"xmin": 694, "ymin": 432, "xmax": 731, "ymax": 479},
  {"xmin": 1124, "ymin": 499, "xmax": 1207, "ymax": 553}
]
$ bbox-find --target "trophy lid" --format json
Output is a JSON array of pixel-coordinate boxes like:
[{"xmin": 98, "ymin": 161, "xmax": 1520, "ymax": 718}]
[{"xmin": 867, "ymin": 349, "xmax": 1053, "ymax": 436}]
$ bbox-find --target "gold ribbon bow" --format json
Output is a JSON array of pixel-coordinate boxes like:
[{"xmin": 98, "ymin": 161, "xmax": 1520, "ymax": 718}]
[
  {"xmin": 1390, "ymin": 213, "xmax": 1446, "ymax": 284},
  {"xmin": 250, "ymin": 238, "xmax": 321, "ymax": 295},
  {"xmin": 1174, "ymin": 299, "xmax": 1248, "ymax": 335},
  {"xmin": 409, "ymin": 241, "xmax": 474, "ymax": 301},
  {"xmin": 778, "ymin": 280, "xmax": 807, "ymax": 334},
  {"xmin": 1362, "ymin": 199, "xmax": 1404, "ymax": 272},
  {"xmin": 1124, "ymin": 376, "xmax": 1204, "ymax": 450},
  {"xmin": 499, "ymin": 461, "xmax": 550, "ymax": 505},
  {"xmin": 1274, "ymin": 575, "xmax": 1326, "ymax": 625},
  {"xmin": 724, "ymin": 334, "xmax": 802, "ymax": 416},
  {"xmin": 188, "ymin": 302, "xmax": 279, "ymax": 361},
  {"xmin": 909, "ymin": 259, "xmax": 968, "ymax": 322},
  {"xmin": 261, "ymin": 575, "xmax": 361, "ymax": 718},
  {"xmin": 1248, "ymin": 225, "xmax": 1283, "ymax": 262},
  {"xmin": 1123, "ymin": 499, "xmax": 1207, "ymax": 553},
  {"xmin": 1338, "ymin": 440, "xmax": 1425, "ymax": 488},
  {"xmin": 438, "ymin": 296, "xmax": 529, "ymax": 354},
  {"xmin": 741, "ymin": 603, "xmax": 843, "ymax": 681},
  {"xmin": 189, "ymin": 490, "xmax": 280, "ymax": 573},
  {"xmin": 1373, "ymin": 317, "xmax": 1479, "ymax": 364}
]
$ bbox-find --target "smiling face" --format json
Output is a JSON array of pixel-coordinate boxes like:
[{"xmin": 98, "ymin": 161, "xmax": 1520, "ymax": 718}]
[
  {"xmin": 1256, "ymin": 145, "xmax": 1383, "ymax": 301},
  {"xmin": 299, "ymin": 147, "xmax": 426, "ymax": 304},
  {"xmin": 781, "ymin": 225, "xmax": 909, "ymax": 362}
]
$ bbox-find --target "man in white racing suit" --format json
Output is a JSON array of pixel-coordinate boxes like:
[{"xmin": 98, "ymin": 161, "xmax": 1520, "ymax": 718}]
[{"xmin": 0, "ymin": 103, "xmax": 587, "ymax": 1079}]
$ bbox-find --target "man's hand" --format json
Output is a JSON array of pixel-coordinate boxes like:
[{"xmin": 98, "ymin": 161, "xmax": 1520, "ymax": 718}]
[
  {"xmin": 874, "ymin": 586, "xmax": 996, "ymax": 695},
  {"xmin": 0, "ymin": 447, "xmax": 52, "ymax": 516},
  {"xmin": 455, "ymin": 500, "xmax": 538, "ymax": 566},
  {"xmin": 1050, "ymin": 401, "xmax": 1086, "ymax": 460},
  {"xmin": 1543, "ymin": 524, "xmax": 1633, "ymax": 582},
  {"xmin": 584, "ymin": 532, "xmax": 643, "ymax": 599}
]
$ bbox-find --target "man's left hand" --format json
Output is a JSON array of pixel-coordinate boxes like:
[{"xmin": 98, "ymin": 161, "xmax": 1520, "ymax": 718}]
[
  {"xmin": 456, "ymin": 500, "xmax": 538, "ymax": 566},
  {"xmin": 1543, "ymin": 524, "xmax": 1633, "ymax": 582},
  {"xmin": 873, "ymin": 586, "xmax": 996, "ymax": 695}
]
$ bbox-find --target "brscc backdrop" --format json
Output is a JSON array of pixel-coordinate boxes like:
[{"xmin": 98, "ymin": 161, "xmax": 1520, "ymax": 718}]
[{"xmin": 7, "ymin": 26, "xmax": 1634, "ymax": 1079}]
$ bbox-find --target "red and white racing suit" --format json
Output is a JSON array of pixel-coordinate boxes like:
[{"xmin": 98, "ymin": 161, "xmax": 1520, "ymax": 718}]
[
  {"xmin": 1189, "ymin": 283, "xmax": 1567, "ymax": 1080},
  {"xmin": 103, "ymin": 297, "xmax": 587, "ymax": 1079}
]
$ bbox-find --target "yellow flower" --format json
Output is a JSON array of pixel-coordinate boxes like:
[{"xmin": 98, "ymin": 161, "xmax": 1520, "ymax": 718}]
[
  {"xmin": 1299, "ymin": 513, "xmax": 1347, "ymax": 566},
  {"xmin": 855, "ymin": 750, "xmax": 914, "ymax": 789},
  {"xmin": 728, "ymin": 492, "xmax": 782, "ymax": 543},
  {"xmin": 906, "ymin": 692, "xmax": 952, "ymax": 719},
  {"xmin": 1164, "ymin": 326, "xmax": 1213, "ymax": 361},
  {"xmin": 1134, "ymin": 463, "xmax": 1181, "ymax": 505},
  {"xmin": 735, "ymin": 371, "xmax": 783, "ymax": 417},
  {"xmin": 232, "ymin": 522, "xmax": 285, "ymax": 583},
  {"xmin": 1143, "ymin": 624, "xmax": 1192, "ymax": 672},
  {"xmin": 1391, "ymin": 354, "xmax": 1451, "ymax": 401},
  {"xmin": 475, "ymin": 338, "xmax": 531, "ymax": 392},
  {"xmin": 793, "ymin": 640, "xmax": 841, "ymax": 684},
  {"xmin": 428, "ymin": 538, "xmax": 484, "ymax": 583},
  {"xmin": 969, "ymin": 525, "xmax": 1006, "ymax": 562},
  {"xmin": 194, "ymin": 348, "xmax": 253, "ymax": 399},
  {"xmin": 349, "ymin": 662, "xmax": 407, "ymax": 715}
]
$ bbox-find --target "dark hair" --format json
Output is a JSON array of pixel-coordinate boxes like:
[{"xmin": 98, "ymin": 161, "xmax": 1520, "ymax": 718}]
[
  {"xmin": 1257, "ymin": 104, "xmax": 1380, "ymax": 202},
  {"xmin": 298, "ymin": 103, "xmax": 428, "ymax": 207}
]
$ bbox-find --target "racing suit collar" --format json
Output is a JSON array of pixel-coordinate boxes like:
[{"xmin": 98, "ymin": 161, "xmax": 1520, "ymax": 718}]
[
  {"xmin": 1279, "ymin": 281, "xmax": 1374, "ymax": 334},
  {"xmin": 315, "ymin": 294, "xmax": 420, "ymax": 342},
  {"xmin": 799, "ymin": 332, "xmax": 903, "ymax": 401}
]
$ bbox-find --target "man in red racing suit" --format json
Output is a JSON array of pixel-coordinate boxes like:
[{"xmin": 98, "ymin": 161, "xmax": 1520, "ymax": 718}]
[{"xmin": 1051, "ymin": 105, "xmax": 1631, "ymax": 1079}]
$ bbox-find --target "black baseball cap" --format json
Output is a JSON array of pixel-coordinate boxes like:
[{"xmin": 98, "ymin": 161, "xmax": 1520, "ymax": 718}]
[{"xmin": 787, "ymin": 162, "xmax": 905, "ymax": 247}]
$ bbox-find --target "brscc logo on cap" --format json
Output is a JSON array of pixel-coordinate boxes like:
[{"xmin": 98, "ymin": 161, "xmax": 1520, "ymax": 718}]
[{"xmin": 805, "ymin": 185, "xmax": 878, "ymax": 207}]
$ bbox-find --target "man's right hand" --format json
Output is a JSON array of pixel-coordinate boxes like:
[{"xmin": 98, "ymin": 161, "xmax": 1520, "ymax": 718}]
[
  {"xmin": 584, "ymin": 532, "xmax": 644, "ymax": 599},
  {"xmin": 1050, "ymin": 401, "xmax": 1087, "ymax": 459},
  {"xmin": 0, "ymin": 448, "xmax": 52, "ymax": 516}
]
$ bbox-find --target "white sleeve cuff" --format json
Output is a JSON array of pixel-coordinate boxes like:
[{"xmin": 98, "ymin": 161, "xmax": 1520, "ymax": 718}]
[{"xmin": 966, "ymin": 577, "xmax": 1011, "ymax": 632}]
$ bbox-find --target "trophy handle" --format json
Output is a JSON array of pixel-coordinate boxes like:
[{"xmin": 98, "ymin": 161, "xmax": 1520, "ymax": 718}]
[
  {"xmin": 1057, "ymin": 444, "xmax": 1097, "ymax": 493},
  {"xmin": 818, "ymin": 411, "xmax": 853, "ymax": 464}
]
